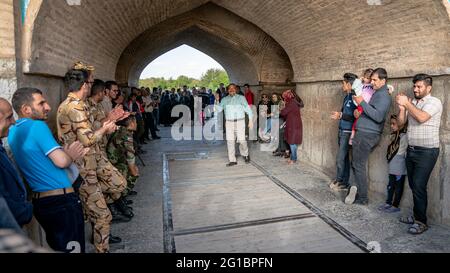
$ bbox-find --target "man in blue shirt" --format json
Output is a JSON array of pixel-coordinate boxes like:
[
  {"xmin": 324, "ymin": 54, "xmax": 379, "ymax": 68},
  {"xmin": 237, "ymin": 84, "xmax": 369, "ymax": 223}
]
[
  {"xmin": 8, "ymin": 88, "xmax": 87, "ymax": 253},
  {"xmin": 0, "ymin": 98, "xmax": 33, "ymax": 228},
  {"xmin": 219, "ymin": 84, "xmax": 254, "ymax": 167}
]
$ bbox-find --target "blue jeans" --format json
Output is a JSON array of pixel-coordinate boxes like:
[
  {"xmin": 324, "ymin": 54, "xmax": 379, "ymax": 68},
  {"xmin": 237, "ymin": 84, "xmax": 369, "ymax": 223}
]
[
  {"xmin": 386, "ymin": 174, "xmax": 406, "ymax": 208},
  {"xmin": 265, "ymin": 118, "xmax": 272, "ymax": 134},
  {"xmin": 406, "ymin": 146, "xmax": 439, "ymax": 225},
  {"xmin": 336, "ymin": 130, "xmax": 351, "ymax": 186},
  {"xmin": 33, "ymin": 192, "xmax": 85, "ymax": 253},
  {"xmin": 290, "ymin": 144, "xmax": 298, "ymax": 161}
]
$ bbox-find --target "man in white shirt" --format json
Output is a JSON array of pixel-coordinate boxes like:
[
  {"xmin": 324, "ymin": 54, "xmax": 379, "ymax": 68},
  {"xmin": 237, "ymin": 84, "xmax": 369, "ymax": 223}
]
[{"xmin": 396, "ymin": 74, "xmax": 442, "ymax": 235}]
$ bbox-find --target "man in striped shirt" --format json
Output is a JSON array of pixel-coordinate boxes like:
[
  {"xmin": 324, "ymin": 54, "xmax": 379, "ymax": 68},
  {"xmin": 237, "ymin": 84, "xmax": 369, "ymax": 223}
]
[{"xmin": 396, "ymin": 74, "xmax": 442, "ymax": 235}]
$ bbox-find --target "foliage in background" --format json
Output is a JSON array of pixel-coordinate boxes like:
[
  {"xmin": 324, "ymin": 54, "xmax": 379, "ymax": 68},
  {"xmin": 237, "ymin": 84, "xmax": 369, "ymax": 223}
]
[{"xmin": 139, "ymin": 69, "xmax": 229, "ymax": 90}]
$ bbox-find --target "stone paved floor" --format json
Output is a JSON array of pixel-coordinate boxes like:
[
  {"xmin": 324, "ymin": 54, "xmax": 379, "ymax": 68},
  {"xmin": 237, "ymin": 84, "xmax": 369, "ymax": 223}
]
[{"xmin": 103, "ymin": 127, "xmax": 450, "ymax": 253}]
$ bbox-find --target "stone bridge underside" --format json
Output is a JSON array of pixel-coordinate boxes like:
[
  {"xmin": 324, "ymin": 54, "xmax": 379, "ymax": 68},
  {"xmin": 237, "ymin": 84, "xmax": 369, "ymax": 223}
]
[{"xmin": 1, "ymin": 0, "xmax": 450, "ymax": 225}]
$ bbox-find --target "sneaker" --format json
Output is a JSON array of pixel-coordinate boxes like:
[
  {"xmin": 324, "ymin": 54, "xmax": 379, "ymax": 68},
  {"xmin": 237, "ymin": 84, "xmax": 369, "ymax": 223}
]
[
  {"xmin": 354, "ymin": 199, "xmax": 368, "ymax": 206},
  {"xmin": 345, "ymin": 186, "xmax": 358, "ymax": 204},
  {"xmin": 109, "ymin": 234, "xmax": 122, "ymax": 244},
  {"xmin": 384, "ymin": 206, "xmax": 401, "ymax": 213},
  {"xmin": 226, "ymin": 162, "xmax": 238, "ymax": 167},
  {"xmin": 378, "ymin": 203, "xmax": 392, "ymax": 211}
]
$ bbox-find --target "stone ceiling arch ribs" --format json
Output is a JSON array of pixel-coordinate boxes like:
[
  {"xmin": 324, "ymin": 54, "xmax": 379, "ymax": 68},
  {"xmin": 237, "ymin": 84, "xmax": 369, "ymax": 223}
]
[
  {"xmin": 127, "ymin": 26, "xmax": 258, "ymax": 87},
  {"xmin": 117, "ymin": 3, "xmax": 293, "ymax": 87}
]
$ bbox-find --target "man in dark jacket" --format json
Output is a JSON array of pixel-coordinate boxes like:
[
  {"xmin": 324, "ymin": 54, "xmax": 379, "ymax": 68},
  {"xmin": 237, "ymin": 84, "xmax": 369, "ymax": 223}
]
[
  {"xmin": 345, "ymin": 68, "xmax": 392, "ymax": 205},
  {"xmin": 0, "ymin": 98, "xmax": 33, "ymax": 227},
  {"xmin": 330, "ymin": 73, "xmax": 358, "ymax": 191}
]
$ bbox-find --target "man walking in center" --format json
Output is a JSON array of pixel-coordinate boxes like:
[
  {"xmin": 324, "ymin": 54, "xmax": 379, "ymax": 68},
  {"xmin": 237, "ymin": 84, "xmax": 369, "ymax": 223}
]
[{"xmin": 219, "ymin": 84, "xmax": 253, "ymax": 167}]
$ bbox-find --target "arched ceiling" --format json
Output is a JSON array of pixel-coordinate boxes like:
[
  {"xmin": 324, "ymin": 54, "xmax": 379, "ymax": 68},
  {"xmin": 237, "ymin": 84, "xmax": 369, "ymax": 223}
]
[
  {"xmin": 23, "ymin": 0, "xmax": 450, "ymax": 83},
  {"xmin": 117, "ymin": 3, "xmax": 293, "ymax": 86},
  {"xmin": 122, "ymin": 27, "xmax": 260, "ymax": 87}
]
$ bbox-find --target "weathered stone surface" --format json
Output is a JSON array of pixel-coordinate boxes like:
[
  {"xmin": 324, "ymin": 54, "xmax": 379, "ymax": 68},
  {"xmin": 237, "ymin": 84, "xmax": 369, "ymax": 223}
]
[{"xmin": 0, "ymin": 0, "xmax": 449, "ymax": 227}]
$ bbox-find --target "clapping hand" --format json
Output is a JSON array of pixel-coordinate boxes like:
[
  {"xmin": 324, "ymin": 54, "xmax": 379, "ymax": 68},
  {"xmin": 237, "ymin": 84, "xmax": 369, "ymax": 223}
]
[
  {"xmin": 330, "ymin": 111, "xmax": 341, "ymax": 120},
  {"xmin": 64, "ymin": 141, "xmax": 89, "ymax": 161}
]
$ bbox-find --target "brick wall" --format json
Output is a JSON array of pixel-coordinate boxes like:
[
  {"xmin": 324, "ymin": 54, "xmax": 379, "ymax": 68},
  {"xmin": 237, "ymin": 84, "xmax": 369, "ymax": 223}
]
[
  {"xmin": 216, "ymin": 0, "xmax": 450, "ymax": 81},
  {"xmin": 298, "ymin": 75, "xmax": 450, "ymax": 225},
  {"xmin": 4, "ymin": 0, "xmax": 450, "ymax": 227}
]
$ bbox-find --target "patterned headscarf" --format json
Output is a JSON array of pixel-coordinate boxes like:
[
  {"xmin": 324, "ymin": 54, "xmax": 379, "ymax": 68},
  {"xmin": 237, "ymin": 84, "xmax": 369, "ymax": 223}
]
[
  {"xmin": 387, "ymin": 115, "xmax": 408, "ymax": 162},
  {"xmin": 282, "ymin": 89, "xmax": 295, "ymax": 103}
]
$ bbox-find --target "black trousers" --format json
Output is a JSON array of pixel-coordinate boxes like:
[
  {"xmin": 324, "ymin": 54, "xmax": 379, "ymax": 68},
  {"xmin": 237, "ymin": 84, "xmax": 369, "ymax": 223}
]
[
  {"xmin": 406, "ymin": 146, "xmax": 439, "ymax": 225},
  {"xmin": 144, "ymin": 112, "xmax": 158, "ymax": 138},
  {"xmin": 33, "ymin": 192, "xmax": 85, "ymax": 253},
  {"xmin": 386, "ymin": 174, "xmax": 406, "ymax": 208}
]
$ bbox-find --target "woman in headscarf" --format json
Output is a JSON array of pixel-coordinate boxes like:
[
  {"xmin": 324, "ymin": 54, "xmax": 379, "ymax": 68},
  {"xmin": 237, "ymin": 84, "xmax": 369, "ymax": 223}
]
[
  {"xmin": 280, "ymin": 89, "xmax": 303, "ymax": 165},
  {"xmin": 271, "ymin": 93, "xmax": 290, "ymax": 158},
  {"xmin": 159, "ymin": 91, "xmax": 172, "ymax": 127}
]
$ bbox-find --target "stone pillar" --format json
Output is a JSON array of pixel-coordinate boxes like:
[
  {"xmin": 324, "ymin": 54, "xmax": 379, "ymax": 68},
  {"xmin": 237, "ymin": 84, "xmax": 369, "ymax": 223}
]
[{"xmin": 0, "ymin": 0, "xmax": 17, "ymax": 101}]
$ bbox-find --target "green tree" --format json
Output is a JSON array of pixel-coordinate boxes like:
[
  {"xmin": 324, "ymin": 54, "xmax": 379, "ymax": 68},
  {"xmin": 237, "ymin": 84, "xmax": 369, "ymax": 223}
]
[
  {"xmin": 200, "ymin": 69, "xmax": 230, "ymax": 90},
  {"xmin": 139, "ymin": 69, "xmax": 229, "ymax": 90}
]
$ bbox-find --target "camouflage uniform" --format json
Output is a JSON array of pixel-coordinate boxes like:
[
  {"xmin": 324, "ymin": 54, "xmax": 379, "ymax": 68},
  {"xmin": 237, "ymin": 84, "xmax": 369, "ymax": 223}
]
[
  {"xmin": 107, "ymin": 126, "xmax": 139, "ymax": 195},
  {"xmin": 87, "ymin": 98, "xmax": 127, "ymax": 204},
  {"xmin": 87, "ymin": 98, "xmax": 108, "ymax": 152},
  {"xmin": 57, "ymin": 93, "xmax": 124, "ymax": 253}
]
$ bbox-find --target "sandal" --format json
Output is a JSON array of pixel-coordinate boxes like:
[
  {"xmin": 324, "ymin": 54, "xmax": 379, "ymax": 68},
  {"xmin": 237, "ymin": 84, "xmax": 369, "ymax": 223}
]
[
  {"xmin": 408, "ymin": 222, "xmax": 428, "ymax": 235},
  {"xmin": 399, "ymin": 216, "xmax": 415, "ymax": 224},
  {"xmin": 378, "ymin": 203, "xmax": 392, "ymax": 211}
]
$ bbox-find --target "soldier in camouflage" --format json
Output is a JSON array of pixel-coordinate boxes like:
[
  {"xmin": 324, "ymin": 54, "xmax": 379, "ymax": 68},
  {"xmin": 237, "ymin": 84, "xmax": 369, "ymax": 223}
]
[
  {"xmin": 57, "ymin": 63, "xmax": 120, "ymax": 253},
  {"xmin": 107, "ymin": 116, "xmax": 140, "ymax": 196},
  {"xmin": 87, "ymin": 80, "xmax": 133, "ymax": 220}
]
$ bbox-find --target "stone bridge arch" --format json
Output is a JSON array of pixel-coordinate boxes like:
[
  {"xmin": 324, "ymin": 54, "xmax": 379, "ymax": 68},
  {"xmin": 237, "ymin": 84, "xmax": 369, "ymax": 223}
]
[{"xmin": 1, "ymin": 0, "xmax": 450, "ymax": 227}]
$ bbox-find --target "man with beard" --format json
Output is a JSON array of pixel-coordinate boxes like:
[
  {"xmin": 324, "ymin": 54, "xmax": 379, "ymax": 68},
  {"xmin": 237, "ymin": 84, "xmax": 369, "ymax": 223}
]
[
  {"xmin": 102, "ymin": 81, "xmax": 120, "ymax": 115},
  {"xmin": 8, "ymin": 88, "xmax": 88, "ymax": 252},
  {"xmin": 88, "ymin": 80, "xmax": 134, "ymax": 222},
  {"xmin": 345, "ymin": 68, "xmax": 391, "ymax": 206},
  {"xmin": 396, "ymin": 74, "xmax": 442, "ymax": 235}
]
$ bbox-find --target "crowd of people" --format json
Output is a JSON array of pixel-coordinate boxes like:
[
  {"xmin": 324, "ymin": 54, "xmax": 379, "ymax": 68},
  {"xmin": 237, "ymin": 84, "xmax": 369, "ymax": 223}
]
[
  {"xmin": 217, "ymin": 67, "xmax": 442, "ymax": 236},
  {"xmin": 328, "ymin": 68, "xmax": 442, "ymax": 235},
  {"xmin": 0, "ymin": 62, "xmax": 165, "ymax": 253},
  {"xmin": 0, "ymin": 62, "xmax": 443, "ymax": 253}
]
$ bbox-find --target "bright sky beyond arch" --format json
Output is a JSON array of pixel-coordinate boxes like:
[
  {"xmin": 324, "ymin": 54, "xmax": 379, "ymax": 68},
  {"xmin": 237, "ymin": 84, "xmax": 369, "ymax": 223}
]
[{"xmin": 140, "ymin": 45, "xmax": 225, "ymax": 80}]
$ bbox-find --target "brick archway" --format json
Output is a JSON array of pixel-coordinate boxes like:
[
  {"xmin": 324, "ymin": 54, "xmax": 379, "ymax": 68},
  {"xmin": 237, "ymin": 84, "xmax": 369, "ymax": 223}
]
[{"xmin": 5, "ymin": 0, "xmax": 450, "ymax": 226}]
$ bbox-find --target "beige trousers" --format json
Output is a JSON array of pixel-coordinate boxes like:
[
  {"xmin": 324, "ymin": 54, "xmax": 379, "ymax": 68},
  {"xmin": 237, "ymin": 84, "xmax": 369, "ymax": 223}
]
[{"xmin": 226, "ymin": 119, "xmax": 249, "ymax": 163}]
